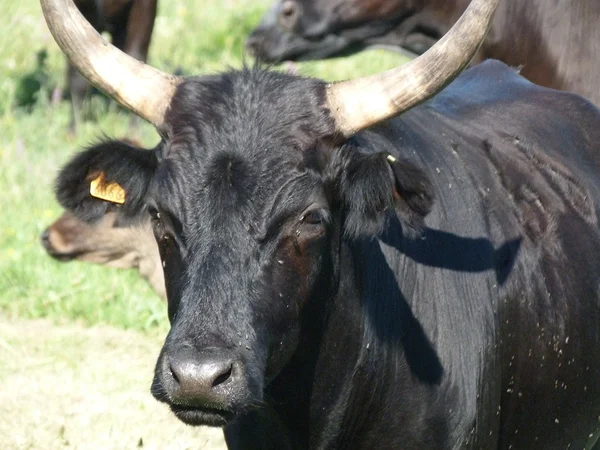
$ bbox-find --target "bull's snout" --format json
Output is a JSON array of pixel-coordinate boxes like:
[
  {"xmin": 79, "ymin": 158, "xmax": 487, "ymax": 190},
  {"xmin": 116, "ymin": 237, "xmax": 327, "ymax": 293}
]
[
  {"xmin": 159, "ymin": 347, "xmax": 241, "ymax": 408},
  {"xmin": 152, "ymin": 344, "xmax": 262, "ymax": 426}
]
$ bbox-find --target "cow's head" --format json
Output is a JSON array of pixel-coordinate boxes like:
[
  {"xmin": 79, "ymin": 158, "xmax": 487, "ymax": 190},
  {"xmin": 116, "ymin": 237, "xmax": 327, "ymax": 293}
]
[
  {"xmin": 42, "ymin": 0, "xmax": 498, "ymax": 426},
  {"xmin": 41, "ymin": 209, "xmax": 166, "ymax": 299},
  {"xmin": 246, "ymin": 0, "xmax": 448, "ymax": 62}
]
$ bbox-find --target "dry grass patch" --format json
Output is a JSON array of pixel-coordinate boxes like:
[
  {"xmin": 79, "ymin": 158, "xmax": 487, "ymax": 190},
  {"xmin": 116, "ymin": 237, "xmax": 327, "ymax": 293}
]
[{"xmin": 0, "ymin": 315, "xmax": 226, "ymax": 450}]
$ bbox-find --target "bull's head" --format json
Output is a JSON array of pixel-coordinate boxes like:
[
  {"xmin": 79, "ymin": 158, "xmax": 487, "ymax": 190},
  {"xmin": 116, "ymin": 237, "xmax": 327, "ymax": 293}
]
[{"xmin": 42, "ymin": 0, "xmax": 498, "ymax": 427}]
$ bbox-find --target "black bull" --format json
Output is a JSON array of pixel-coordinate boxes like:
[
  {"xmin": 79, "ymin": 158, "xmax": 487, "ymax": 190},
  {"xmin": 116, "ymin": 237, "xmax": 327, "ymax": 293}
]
[
  {"xmin": 247, "ymin": 0, "xmax": 600, "ymax": 106},
  {"xmin": 55, "ymin": 60, "xmax": 600, "ymax": 448}
]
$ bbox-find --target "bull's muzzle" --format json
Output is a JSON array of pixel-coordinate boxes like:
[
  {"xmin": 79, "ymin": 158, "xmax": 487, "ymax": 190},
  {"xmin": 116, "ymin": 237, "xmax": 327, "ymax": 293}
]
[{"xmin": 152, "ymin": 346, "xmax": 249, "ymax": 426}]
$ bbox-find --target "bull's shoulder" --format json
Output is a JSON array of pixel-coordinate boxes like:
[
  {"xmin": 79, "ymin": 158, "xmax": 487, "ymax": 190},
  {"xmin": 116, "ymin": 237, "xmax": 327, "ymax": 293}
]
[{"xmin": 393, "ymin": 60, "xmax": 600, "ymax": 247}]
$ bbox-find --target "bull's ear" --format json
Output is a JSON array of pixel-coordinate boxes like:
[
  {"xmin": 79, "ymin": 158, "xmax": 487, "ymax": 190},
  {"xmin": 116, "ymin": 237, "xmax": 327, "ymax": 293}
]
[
  {"xmin": 340, "ymin": 152, "xmax": 434, "ymax": 239},
  {"xmin": 55, "ymin": 140, "xmax": 158, "ymax": 224}
]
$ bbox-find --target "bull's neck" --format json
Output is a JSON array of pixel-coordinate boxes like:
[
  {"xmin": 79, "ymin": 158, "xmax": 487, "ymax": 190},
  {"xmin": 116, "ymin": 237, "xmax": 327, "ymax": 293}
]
[
  {"xmin": 266, "ymin": 234, "xmax": 414, "ymax": 448},
  {"xmin": 307, "ymin": 235, "xmax": 431, "ymax": 448}
]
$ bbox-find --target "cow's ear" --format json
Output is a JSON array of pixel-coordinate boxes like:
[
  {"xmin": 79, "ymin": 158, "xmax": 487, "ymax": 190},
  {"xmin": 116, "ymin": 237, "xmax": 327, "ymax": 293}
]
[
  {"xmin": 55, "ymin": 140, "xmax": 158, "ymax": 224},
  {"xmin": 340, "ymin": 152, "xmax": 434, "ymax": 239}
]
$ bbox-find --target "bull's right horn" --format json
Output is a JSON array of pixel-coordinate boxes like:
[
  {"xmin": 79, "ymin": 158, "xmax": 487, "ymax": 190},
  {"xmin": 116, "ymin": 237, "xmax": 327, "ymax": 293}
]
[
  {"xmin": 327, "ymin": 0, "xmax": 500, "ymax": 138},
  {"xmin": 40, "ymin": 0, "xmax": 181, "ymax": 129}
]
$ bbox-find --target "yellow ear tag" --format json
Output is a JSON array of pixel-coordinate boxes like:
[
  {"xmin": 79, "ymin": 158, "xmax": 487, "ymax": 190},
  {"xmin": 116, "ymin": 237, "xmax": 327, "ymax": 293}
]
[
  {"xmin": 89, "ymin": 172, "xmax": 126, "ymax": 204},
  {"xmin": 387, "ymin": 155, "xmax": 397, "ymax": 163}
]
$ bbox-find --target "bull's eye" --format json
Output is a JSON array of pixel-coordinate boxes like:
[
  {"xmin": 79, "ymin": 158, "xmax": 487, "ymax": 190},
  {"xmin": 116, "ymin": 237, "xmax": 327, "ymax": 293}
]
[
  {"xmin": 292, "ymin": 208, "xmax": 328, "ymax": 251},
  {"xmin": 301, "ymin": 209, "xmax": 325, "ymax": 225},
  {"xmin": 148, "ymin": 206, "xmax": 160, "ymax": 221}
]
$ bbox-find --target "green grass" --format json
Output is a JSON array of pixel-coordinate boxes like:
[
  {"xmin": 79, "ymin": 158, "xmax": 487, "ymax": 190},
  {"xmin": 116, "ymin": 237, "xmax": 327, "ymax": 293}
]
[{"xmin": 0, "ymin": 0, "xmax": 409, "ymax": 334}]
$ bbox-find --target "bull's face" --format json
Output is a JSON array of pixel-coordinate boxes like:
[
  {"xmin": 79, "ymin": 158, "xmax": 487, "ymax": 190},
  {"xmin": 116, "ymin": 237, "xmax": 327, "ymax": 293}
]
[
  {"xmin": 43, "ymin": 0, "xmax": 497, "ymax": 428},
  {"xmin": 55, "ymin": 71, "xmax": 433, "ymax": 426},
  {"xmin": 146, "ymin": 74, "xmax": 340, "ymax": 426},
  {"xmin": 246, "ymin": 0, "xmax": 426, "ymax": 62}
]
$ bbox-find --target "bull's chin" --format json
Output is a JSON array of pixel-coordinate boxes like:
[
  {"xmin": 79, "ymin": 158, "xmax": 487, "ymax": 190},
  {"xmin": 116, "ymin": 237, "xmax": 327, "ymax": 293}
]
[{"xmin": 169, "ymin": 404, "xmax": 234, "ymax": 427}]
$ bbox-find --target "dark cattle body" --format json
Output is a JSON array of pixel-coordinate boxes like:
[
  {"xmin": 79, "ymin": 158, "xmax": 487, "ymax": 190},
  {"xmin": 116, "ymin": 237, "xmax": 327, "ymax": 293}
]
[
  {"xmin": 67, "ymin": 0, "xmax": 157, "ymax": 130},
  {"xmin": 247, "ymin": 0, "xmax": 600, "ymax": 106},
  {"xmin": 43, "ymin": 0, "xmax": 600, "ymax": 448}
]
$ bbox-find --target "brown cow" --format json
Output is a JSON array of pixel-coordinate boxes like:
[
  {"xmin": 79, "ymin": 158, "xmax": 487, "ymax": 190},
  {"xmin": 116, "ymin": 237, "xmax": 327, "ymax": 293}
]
[
  {"xmin": 67, "ymin": 0, "xmax": 158, "ymax": 131},
  {"xmin": 41, "ymin": 211, "xmax": 166, "ymax": 299},
  {"xmin": 247, "ymin": 0, "xmax": 600, "ymax": 106}
]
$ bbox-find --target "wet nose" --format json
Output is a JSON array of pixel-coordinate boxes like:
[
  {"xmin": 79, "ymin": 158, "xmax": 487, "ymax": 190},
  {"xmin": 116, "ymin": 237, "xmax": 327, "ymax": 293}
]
[{"xmin": 165, "ymin": 348, "xmax": 238, "ymax": 406}]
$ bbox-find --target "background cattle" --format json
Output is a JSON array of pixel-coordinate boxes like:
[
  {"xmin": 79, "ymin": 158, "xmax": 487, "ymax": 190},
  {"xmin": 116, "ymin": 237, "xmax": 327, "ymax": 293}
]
[
  {"xmin": 66, "ymin": 0, "xmax": 158, "ymax": 131},
  {"xmin": 42, "ymin": 0, "xmax": 600, "ymax": 448},
  {"xmin": 248, "ymin": 0, "xmax": 600, "ymax": 106},
  {"xmin": 41, "ymin": 210, "xmax": 166, "ymax": 299},
  {"xmin": 40, "ymin": 136, "xmax": 166, "ymax": 300}
]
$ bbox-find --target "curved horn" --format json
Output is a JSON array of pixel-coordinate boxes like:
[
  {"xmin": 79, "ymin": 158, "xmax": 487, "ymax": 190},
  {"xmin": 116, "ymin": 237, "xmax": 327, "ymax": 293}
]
[
  {"xmin": 327, "ymin": 0, "xmax": 500, "ymax": 137},
  {"xmin": 40, "ymin": 0, "xmax": 181, "ymax": 128}
]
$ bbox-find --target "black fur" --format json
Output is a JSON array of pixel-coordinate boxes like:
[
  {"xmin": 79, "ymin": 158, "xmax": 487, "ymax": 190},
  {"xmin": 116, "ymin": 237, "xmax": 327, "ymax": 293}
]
[
  {"xmin": 338, "ymin": 149, "xmax": 433, "ymax": 238},
  {"xmin": 55, "ymin": 140, "xmax": 157, "ymax": 224},
  {"xmin": 54, "ymin": 60, "xmax": 600, "ymax": 450}
]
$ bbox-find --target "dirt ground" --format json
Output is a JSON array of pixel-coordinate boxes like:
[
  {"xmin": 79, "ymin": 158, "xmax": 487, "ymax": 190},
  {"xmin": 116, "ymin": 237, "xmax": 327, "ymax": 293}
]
[{"xmin": 0, "ymin": 315, "xmax": 227, "ymax": 450}]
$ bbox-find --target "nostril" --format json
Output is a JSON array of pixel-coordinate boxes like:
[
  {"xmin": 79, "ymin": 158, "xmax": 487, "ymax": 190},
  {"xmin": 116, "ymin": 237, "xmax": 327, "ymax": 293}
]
[
  {"xmin": 212, "ymin": 364, "xmax": 232, "ymax": 388},
  {"xmin": 169, "ymin": 362, "xmax": 180, "ymax": 385}
]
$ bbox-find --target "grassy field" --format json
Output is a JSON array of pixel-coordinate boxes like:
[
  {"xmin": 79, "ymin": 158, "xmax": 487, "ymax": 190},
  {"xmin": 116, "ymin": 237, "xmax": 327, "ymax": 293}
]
[{"xmin": 0, "ymin": 0, "xmax": 409, "ymax": 334}]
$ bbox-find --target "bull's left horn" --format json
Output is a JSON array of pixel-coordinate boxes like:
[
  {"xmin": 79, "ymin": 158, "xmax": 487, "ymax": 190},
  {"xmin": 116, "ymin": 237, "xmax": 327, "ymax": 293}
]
[
  {"xmin": 40, "ymin": 0, "xmax": 181, "ymax": 129},
  {"xmin": 326, "ymin": 0, "xmax": 499, "ymax": 138}
]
